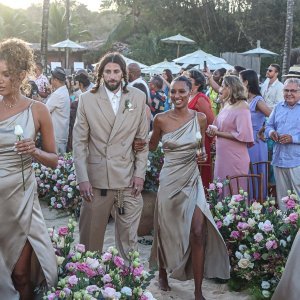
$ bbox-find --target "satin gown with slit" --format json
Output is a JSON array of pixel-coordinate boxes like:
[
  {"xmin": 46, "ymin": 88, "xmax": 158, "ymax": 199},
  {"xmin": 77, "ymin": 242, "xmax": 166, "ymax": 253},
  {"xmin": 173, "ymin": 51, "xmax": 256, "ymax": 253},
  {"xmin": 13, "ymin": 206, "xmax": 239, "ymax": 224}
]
[
  {"xmin": 150, "ymin": 115, "xmax": 230, "ymax": 281},
  {"xmin": 0, "ymin": 103, "xmax": 57, "ymax": 298}
]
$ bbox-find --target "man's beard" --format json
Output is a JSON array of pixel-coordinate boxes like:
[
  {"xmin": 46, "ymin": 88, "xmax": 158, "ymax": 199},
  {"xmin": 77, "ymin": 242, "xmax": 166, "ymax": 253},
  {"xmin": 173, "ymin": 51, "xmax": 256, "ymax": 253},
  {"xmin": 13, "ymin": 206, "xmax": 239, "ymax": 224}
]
[{"xmin": 104, "ymin": 80, "xmax": 122, "ymax": 91}]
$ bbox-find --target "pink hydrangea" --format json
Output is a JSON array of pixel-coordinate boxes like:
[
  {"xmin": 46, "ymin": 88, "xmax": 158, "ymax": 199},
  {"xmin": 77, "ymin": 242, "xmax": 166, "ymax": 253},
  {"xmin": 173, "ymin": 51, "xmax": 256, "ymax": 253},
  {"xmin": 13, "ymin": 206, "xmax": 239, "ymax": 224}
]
[
  {"xmin": 237, "ymin": 222, "xmax": 249, "ymax": 230},
  {"xmin": 133, "ymin": 266, "xmax": 144, "ymax": 277},
  {"xmin": 209, "ymin": 183, "xmax": 216, "ymax": 190},
  {"xmin": 286, "ymin": 199, "xmax": 296, "ymax": 209},
  {"xmin": 102, "ymin": 287, "xmax": 116, "ymax": 298},
  {"xmin": 102, "ymin": 274, "xmax": 112, "ymax": 283}
]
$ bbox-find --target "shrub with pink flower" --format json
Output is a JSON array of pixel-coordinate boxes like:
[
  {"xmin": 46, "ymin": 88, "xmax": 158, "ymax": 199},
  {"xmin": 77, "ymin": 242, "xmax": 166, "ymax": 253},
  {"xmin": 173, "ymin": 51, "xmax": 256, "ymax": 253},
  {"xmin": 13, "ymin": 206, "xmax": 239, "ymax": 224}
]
[
  {"xmin": 32, "ymin": 153, "xmax": 82, "ymax": 216},
  {"xmin": 45, "ymin": 220, "xmax": 155, "ymax": 300},
  {"xmin": 208, "ymin": 183, "xmax": 300, "ymax": 300}
]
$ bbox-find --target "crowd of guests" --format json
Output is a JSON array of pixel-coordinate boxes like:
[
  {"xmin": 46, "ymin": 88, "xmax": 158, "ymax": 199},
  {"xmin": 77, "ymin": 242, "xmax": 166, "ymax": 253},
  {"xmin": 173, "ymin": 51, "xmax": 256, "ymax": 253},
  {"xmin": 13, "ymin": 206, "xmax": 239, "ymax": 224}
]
[{"xmin": 23, "ymin": 54, "xmax": 300, "ymax": 212}]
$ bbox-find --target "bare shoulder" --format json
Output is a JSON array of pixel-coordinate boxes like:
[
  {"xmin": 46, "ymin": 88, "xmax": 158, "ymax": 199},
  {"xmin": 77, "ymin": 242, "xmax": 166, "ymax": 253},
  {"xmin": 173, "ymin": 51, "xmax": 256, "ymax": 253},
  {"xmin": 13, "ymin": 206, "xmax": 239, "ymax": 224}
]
[
  {"xmin": 196, "ymin": 111, "xmax": 207, "ymax": 122},
  {"xmin": 31, "ymin": 100, "xmax": 49, "ymax": 115},
  {"xmin": 236, "ymin": 100, "xmax": 249, "ymax": 110}
]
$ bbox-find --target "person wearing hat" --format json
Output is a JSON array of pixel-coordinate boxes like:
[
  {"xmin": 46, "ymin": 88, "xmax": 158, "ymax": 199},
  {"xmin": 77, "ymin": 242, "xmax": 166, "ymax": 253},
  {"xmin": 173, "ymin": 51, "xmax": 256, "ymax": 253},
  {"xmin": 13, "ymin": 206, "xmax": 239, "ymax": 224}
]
[
  {"xmin": 283, "ymin": 65, "xmax": 300, "ymax": 80},
  {"xmin": 46, "ymin": 66, "xmax": 70, "ymax": 154}
]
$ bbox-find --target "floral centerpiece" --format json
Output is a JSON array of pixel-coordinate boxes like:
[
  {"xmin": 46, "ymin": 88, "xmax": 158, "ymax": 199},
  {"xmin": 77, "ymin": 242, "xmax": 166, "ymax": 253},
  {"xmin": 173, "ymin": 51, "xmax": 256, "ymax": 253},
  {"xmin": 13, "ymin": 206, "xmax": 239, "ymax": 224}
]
[
  {"xmin": 144, "ymin": 144, "xmax": 164, "ymax": 193},
  {"xmin": 208, "ymin": 180, "xmax": 300, "ymax": 299},
  {"xmin": 45, "ymin": 220, "xmax": 155, "ymax": 300},
  {"xmin": 32, "ymin": 153, "xmax": 82, "ymax": 216}
]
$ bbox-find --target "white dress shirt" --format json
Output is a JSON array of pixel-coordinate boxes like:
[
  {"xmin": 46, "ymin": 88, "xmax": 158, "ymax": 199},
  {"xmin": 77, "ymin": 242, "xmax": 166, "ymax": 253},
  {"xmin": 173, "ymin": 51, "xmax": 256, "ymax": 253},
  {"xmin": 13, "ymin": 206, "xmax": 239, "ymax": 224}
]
[
  {"xmin": 261, "ymin": 78, "xmax": 284, "ymax": 109},
  {"xmin": 105, "ymin": 86, "xmax": 122, "ymax": 115},
  {"xmin": 46, "ymin": 85, "xmax": 70, "ymax": 143}
]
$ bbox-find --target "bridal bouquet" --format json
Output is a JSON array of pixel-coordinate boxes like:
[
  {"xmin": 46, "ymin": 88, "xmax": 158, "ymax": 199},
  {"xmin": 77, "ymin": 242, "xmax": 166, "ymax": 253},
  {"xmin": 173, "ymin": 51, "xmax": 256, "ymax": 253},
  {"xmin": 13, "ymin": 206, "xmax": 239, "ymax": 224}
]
[{"xmin": 208, "ymin": 181, "xmax": 300, "ymax": 299}]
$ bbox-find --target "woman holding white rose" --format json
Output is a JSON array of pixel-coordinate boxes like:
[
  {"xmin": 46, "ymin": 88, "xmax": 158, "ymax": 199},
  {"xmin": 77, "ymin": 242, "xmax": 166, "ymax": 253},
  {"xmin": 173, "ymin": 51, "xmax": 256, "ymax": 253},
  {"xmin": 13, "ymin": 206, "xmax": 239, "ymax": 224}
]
[
  {"xmin": 0, "ymin": 38, "xmax": 58, "ymax": 299},
  {"xmin": 149, "ymin": 76, "xmax": 230, "ymax": 300}
]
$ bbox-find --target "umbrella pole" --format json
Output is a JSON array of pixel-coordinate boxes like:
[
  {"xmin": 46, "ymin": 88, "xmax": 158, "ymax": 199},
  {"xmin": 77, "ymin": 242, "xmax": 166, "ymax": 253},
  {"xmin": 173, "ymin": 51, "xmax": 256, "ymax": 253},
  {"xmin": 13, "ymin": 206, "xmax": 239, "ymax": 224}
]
[
  {"xmin": 177, "ymin": 43, "xmax": 180, "ymax": 58},
  {"xmin": 66, "ymin": 47, "xmax": 69, "ymax": 69}
]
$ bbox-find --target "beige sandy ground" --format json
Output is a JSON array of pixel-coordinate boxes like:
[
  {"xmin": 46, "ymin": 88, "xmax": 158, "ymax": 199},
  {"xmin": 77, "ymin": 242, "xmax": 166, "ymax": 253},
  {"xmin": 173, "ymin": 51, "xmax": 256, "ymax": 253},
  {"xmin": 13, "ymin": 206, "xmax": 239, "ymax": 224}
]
[{"xmin": 42, "ymin": 202, "xmax": 251, "ymax": 300}]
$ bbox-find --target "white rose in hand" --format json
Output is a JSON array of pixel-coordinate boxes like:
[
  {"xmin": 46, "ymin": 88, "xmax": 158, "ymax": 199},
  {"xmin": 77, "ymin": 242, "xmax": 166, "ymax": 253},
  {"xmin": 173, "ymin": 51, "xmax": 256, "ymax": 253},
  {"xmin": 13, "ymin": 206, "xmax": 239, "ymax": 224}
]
[{"xmin": 14, "ymin": 125, "xmax": 24, "ymax": 137}]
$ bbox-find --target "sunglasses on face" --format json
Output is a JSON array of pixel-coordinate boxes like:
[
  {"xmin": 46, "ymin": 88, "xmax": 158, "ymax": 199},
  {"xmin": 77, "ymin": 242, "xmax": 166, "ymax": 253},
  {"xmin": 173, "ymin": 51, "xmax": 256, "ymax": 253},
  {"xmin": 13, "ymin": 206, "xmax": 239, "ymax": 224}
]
[{"xmin": 267, "ymin": 69, "xmax": 274, "ymax": 73}]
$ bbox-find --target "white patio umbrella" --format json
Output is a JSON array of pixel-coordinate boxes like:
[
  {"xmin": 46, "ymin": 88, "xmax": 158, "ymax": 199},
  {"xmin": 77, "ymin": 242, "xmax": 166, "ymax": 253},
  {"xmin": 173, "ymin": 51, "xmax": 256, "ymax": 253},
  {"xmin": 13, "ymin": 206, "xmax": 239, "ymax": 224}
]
[
  {"xmin": 121, "ymin": 55, "xmax": 148, "ymax": 69},
  {"xmin": 191, "ymin": 62, "xmax": 234, "ymax": 71},
  {"xmin": 141, "ymin": 60, "xmax": 181, "ymax": 75},
  {"xmin": 52, "ymin": 39, "xmax": 86, "ymax": 69},
  {"xmin": 241, "ymin": 40, "xmax": 278, "ymax": 74},
  {"xmin": 173, "ymin": 49, "xmax": 228, "ymax": 69},
  {"xmin": 161, "ymin": 33, "xmax": 196, "ymax": 58}
]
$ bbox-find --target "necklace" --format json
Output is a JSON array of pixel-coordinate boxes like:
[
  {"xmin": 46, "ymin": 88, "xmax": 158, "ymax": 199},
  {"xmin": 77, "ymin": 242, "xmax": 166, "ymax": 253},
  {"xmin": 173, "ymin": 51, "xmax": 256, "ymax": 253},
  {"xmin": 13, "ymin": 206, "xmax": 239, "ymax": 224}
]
[{"xmin": 2, "ymin": 97, "xmax": 19, "ymax": 109}]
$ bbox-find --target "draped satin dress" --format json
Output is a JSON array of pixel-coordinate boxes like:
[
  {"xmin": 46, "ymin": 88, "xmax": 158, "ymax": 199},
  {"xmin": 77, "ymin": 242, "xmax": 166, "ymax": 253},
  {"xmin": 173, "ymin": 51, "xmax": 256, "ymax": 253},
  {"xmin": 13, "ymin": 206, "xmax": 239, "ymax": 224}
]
[
  {"xmin": 151, "ymin": 115, "xmax": 230, "ymax": 280},
  {"xmin": 0, "ymin": 103, "xmax": 57, "ymax": 298}
]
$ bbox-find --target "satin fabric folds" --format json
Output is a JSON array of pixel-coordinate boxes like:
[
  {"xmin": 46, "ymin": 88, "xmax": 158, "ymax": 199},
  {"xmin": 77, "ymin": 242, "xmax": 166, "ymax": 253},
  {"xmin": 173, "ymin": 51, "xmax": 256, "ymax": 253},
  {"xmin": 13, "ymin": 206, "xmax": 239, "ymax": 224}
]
[
  {"xmin": 0, "ymin": 104, "xmax": 57, "ymax": 299},
  {"xmin": 151, "ymin": 115, "xmax": 230, "ymax": 281}
]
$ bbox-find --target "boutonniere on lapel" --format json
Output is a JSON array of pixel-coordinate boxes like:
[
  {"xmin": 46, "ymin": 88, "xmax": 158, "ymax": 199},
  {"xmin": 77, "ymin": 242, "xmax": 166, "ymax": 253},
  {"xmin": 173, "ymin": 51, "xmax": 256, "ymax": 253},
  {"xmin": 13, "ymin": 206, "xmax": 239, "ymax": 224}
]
[{"xmin": 123, "ymin": 99, "xmax": 134, "ymax": 113}]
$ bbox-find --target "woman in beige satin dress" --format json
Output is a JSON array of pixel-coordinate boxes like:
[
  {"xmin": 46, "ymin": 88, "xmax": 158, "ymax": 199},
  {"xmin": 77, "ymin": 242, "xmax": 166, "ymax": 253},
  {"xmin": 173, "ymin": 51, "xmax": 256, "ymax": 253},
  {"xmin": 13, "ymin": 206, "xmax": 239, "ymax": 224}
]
[
  {"xmin": 149, "ymin": 76, "xmax": 230, "ymax": 300},
  {"xmin": 272, "ymin": 231, "xmax": 300, "ymax": 300},
  {"xmin": 0, "ymin": 38, "xmax": 58, "ymax": 299}
]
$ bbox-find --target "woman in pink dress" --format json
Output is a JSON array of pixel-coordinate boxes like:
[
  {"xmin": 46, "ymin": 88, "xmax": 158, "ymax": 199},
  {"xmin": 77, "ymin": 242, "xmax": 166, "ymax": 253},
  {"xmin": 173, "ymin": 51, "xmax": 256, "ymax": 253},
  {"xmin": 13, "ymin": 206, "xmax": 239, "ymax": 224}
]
[{"xmin": 207, "ymin": 75, "xmax": 254, "ymax": 194}]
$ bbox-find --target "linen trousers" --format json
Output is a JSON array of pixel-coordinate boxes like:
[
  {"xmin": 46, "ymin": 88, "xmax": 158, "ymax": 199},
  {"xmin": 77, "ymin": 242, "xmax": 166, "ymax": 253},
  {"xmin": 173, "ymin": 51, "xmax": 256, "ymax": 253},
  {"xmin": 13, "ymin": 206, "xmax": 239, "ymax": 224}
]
[
  {"xmin": 79, "ymin": 187, "xmax": 143, "ymax": 262},
  {"xmin": 273, "ymin": 165, "xmax": 300, "ymax": 211}
]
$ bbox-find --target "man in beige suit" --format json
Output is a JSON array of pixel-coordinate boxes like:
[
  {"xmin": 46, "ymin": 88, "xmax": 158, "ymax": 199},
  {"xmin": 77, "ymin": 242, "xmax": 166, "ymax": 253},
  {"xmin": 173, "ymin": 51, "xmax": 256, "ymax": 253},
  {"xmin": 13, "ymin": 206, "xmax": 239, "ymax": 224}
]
[{"xmin": 73, "ymin": 52, "xmax": 148, "ymax": 262}]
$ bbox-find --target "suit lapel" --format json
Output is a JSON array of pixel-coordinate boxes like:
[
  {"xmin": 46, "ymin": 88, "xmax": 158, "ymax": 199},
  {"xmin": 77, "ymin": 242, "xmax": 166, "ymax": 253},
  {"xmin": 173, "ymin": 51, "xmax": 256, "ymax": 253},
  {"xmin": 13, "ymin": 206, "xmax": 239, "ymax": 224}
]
[
  {"xmin": 96, "ymin": 86, "xmax": 116, "ymax": 128},
  {"xmin": 109, "ymin": 91, "xmax": 130, "ymax": 140}
]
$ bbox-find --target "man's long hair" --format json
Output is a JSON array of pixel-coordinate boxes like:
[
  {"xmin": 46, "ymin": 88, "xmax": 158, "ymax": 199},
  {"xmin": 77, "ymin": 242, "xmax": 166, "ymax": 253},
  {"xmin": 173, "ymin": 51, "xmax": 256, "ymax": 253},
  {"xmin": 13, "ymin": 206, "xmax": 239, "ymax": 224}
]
[{"xmin": 91, "ymin": 52, "xmax": 129, "ymax": 94}]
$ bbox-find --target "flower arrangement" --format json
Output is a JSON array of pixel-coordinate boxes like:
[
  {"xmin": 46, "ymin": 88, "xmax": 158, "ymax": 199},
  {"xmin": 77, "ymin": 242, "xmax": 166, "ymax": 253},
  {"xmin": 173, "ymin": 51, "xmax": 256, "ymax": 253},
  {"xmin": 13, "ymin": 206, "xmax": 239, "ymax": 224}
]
[
  {"xmin": 45, "ymin": 220, "xmax": 155, "ymax": 300},
  {"xmin": 32, "ymin": 153, "xmax": 82, "ymax": 215},
  {"xmin": 144, "ymin": 144, "xmax": 164, "ymax": 193},
  {"xmin": 208, "ymin": 180, "xmax": 300, "ymax": 299}
]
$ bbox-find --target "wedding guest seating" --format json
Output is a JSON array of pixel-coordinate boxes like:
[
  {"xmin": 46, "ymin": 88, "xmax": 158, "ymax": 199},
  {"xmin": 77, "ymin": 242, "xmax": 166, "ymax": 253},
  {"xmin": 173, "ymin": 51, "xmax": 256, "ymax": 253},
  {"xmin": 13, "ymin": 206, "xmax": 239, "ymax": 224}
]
[{"xmin": 226, "ymin": 174, "xmax": 263, "ymax": 204}]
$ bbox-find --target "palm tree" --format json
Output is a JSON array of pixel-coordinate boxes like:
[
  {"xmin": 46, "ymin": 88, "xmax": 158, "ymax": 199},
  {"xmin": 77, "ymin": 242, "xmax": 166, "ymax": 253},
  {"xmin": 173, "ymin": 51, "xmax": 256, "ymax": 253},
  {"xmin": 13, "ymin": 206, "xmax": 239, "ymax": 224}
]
[
  {"xmin": 282, "ymin": 0, "xmax": 295, "ymax": 76},
  {"xmin": 40, "ymin": 0, "xmax": 50, "ymax": 72}
]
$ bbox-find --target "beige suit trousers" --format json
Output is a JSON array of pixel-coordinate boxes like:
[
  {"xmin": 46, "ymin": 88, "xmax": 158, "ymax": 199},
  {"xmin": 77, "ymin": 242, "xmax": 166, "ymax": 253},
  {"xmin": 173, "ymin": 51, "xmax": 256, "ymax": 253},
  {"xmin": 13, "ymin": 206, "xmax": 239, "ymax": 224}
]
[{"xmin": 79, "ymin": 188, "xmax": 143, "ymax": 262}]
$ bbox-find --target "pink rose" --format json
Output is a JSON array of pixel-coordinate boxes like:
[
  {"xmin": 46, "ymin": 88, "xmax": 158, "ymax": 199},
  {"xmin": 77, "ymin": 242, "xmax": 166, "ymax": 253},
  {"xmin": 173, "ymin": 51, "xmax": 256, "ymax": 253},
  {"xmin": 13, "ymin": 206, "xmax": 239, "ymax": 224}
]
[
  {"xmin": 286, "ymin": 199, "xmax": 296, "ymax": 209},
  {"xmin": 102, "ymin": 274, "xmax": 112, "ymax": 283},
  {"xmin": 281, "ymin": 196, "xmax": 289, "ymax": 203},
  {"xmin": 58, "ymin": 226, "xmax": 69, "ymax": 236},
  {"xmin": 65, "ymin": 262, "xmax": 76, "ymax": 272},
  {"xmin": 113, "ymin": 256, "xmax": 125, "ymax": 268},
  {"xmin": 75, "ymin": 244, "xmax": 86, "ymax": 253},
  {"xmin": 133, "ymin": 265, "xmax": 144, "ymax": 277},
  {"xmin": 266, "ymin": 240, "xmax": 277, "ymax": 250},
  {"xmin": 216, "ymin": 220, "xmax": 223, "ymax": 229},
  {"xmin": 101, "ymin": 252, "xmax": 113, "ymax": 262},
  {"xmin": 233, "ymin": 194, "xmax": 244, "ymax": 202},
  {"xmin": 237, "ymin": 222, "xmax": 249, "ymax": 230},
  {"xmin": 253, "ymin": 252, "xmax": 261, "ymax": 260},
  {"xmin": 216, "ymin": 182, "xmax": 223, "ymax": 188},
  {"xmin": 209, "ymin": 183, "xmax": 216, "ymax": 190},
  {"xmin": 254, "ymin": 233, "xmax": 264, "ymax": 243},
  {"xmin": 230, "ymin": 231, "xmax": 240, "ymax": 239},
  {"xmin": 47, "ymin": 293, "xmax": 56, "ymax": 300},
  {"xmin": 68, "ymin": 275, "xmax": 78, "ymax": 286},
  {"xmin": 288, "ymin": 212, "xmax": 298, "ymax": 223}
]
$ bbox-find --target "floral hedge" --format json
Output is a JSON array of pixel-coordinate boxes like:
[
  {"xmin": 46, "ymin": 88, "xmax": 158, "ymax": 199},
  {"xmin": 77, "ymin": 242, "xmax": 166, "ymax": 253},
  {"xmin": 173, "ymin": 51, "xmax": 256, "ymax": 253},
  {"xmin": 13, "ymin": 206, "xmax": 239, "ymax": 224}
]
[
  {"xmin": 208, "ymin": 180, "xmax": 300, "ymax": 299},
  {"xmin": 45, "ymin": 219, "xmax": 155, "ymax": 300}
]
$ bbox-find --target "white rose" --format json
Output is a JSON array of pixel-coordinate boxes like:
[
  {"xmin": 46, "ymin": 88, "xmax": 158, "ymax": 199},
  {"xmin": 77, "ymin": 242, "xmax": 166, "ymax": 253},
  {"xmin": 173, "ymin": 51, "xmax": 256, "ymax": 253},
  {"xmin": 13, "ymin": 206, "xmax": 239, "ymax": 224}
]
[
  {"xmin": 239, "ymin": 244, "xmax": 247, "ymax": 252},
  {"xmin": 262, "ymin": 290, "xmax": 271, "ymax": 298},
  {"xmin": 56, "ymin": 255, "xmax": 65, "ymax": 265},
  {"xmin": 247, "ymin": 218, "xmax": 256, "ymax": 227},
  {"xmin": 14, "ymin": 125, "xmax": 24, "ymax": 136},
  {"xmin": 86, "ymin": 257, "xmax": 100, "ymax": 269},
  {"xmin": 238, "ymin": 258, "xmax": 251, "ymax": 269},
  {"xmin": 261, "ymin": 281, "xmax": 270, "ymax": 289},
  {"xmin": 235, "ymin": 251, "xmax": 243, "ymax": 259},
  {"xmin": 280, "ymin": 240, "xmax": 287, "ymax": 247},
  {"xmin": 121, "ymin": 287, "xmax": 132, "ymax": 296},
  {"xmin": 244, "ymin": 253, "xmax": 251, "ymax": 260},
  {"xmin": 216, "ymin": 202, "xmax": 223, "ymax": 210}
]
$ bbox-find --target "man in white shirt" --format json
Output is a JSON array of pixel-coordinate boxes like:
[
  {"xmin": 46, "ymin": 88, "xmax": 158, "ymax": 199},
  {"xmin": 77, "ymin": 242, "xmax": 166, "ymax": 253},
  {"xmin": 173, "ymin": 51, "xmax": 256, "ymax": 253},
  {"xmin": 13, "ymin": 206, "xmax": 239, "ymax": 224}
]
[
  {"xmin": 46, "ymin": 67, "xmax": 70, "ymax": 154},
  {"xmin": 127, "ymin": 63, "xmax": 150, "ymax": 102},
  {"xmin": 261, "ymin": 64, "xmax": 284, "ymax": 109}
]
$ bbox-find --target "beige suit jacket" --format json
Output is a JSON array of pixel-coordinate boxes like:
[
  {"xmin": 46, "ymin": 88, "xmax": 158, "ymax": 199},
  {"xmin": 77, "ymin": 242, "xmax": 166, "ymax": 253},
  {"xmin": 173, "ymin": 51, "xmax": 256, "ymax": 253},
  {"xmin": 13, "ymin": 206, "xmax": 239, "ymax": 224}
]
[{"xmin": 73, "ymin": 85, "xmax": 148, "ymax": 189}]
